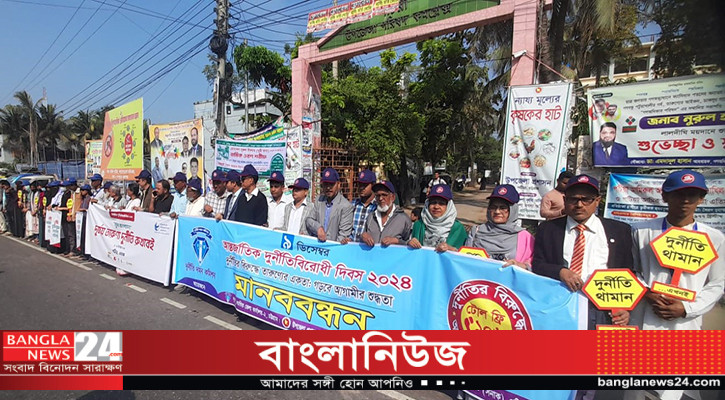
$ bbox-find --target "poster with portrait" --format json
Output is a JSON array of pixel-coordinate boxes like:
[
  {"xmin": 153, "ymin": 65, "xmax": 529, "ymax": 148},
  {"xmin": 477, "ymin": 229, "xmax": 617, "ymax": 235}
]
[
  {"xmin": 100, "ymin": 98, "xmax": 144, "ymax": 180},
  {"xmin": 588, "ymin": 74, "xmax": 725, "ymax": 167},
  {"xmin": 149, "ymin": 119, "xmax": 204, "ymax": 184},
  {"xmin": 85, "ymin": 140, "xmax": 102, "ymax": 178}
]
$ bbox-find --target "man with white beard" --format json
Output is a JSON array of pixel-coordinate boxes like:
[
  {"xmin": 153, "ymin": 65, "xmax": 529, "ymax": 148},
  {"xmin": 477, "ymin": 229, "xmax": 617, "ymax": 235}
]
[{"xmin": 360, "ymin": 180, "xmax": 412, "ymax": 247}]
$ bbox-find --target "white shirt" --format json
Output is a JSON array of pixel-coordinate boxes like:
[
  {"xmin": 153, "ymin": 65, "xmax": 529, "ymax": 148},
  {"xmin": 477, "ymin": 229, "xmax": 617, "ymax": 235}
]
[
  {"xmin": 92, "ymin": 187, "xmax": 106, "ymax": 202},
  {"xmin": 287, "ymin": 199, "xmax": 308, "ymax": 234},
  {"xmin": 184, "ymin": 195, "xmax": 205, "ymax": 217},
  {"xmin": 632, "ymin": 218, "xmax": 725, "ymax": 330},
  {"xmin": 125, "ymin": 198, "xmax": 141, "ymax": 211},
  {"xmin": 374, "ymin": 205, "xmax": 395, "ymax": 232},
  {"xmin": 562, "ymin": 215, "xmax": 610, "ymax": 330},
  {"xmin": 267, "ymin": 193, "xmax": 293, "ymax": 229},
  {"xmin": 244, "ymin": 187, "xmax": 260, "ymax": 201}
]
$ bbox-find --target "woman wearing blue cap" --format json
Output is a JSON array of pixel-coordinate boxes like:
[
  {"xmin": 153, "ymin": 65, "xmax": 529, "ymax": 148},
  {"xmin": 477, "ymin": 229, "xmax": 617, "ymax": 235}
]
[
  {"xmin": 465, "ymin": 184, "xmax": 534, "ymax": 269},
  {"xmin": 408, "ymin": 184, "xmax": 467, "ymax": 252}
]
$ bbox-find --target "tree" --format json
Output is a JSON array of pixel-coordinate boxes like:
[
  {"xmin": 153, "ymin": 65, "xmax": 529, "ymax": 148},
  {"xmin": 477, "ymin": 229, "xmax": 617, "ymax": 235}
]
[
  {"xmin": 0, "ymin": 105, "xmax": 29, "ymax": 162},
  {"xmin": 13, "ymin": 91, "xmax": 43, "ymax": 166},
  {"xmin": 37, "ymin": 104, "xmax": 67, "ymax": 161}
]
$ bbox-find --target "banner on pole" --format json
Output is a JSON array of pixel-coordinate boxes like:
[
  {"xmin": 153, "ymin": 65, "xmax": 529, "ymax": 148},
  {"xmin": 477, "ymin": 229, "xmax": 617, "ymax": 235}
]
[
  {"xmin": 85, "ymin": 140, "xmax": 102, "ymax": 179},
  {"xmin": 149, "ymin": 119, "xmax": 204, "ymax": 184},
  {"xmin": 604, "ymin": 173, "xmax": 725, "ymax": 233},
  {"xmin": 87, "ymin": 205, "xmax": 175, "ymax": 285},
  {"xmin": 100, "ymin": 98, "xmax": 144, "ymax": 180},
  {"xmin": 46, "ymin": 210, "xmax": 62, "ymax": 247},
  {"xmin": 500, "ymin": 83, "xmax": 573, "ymax": 220},
  {"xmin": 588, "ymin": 74, "xmax": 725, "ymax": 167},
  {"xmin": 173, "ymin": 216, "xmax": 578, "ymax": 330},
  {"xmin": 75, "ymin": 213, "xmax": 84, "ymax": 251}
]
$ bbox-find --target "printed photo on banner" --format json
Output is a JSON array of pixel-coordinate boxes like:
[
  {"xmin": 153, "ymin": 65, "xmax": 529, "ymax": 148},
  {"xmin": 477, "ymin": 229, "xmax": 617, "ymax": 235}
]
[
  {"xmin": 500, "ymin": 83, "xmax": 573, "ymax": 220},
  {"xmin": 149, "ymin": 119, "xmax": 204, "ymax": 184},
  {"xmin": 85, "ymin": 140, "xmax": 102, "ymax": 178},
  {"xmin": 588, "ymin": 74, "xmax": 725, "ymax": 167},
  {"xmin": 100, "ymin": 98, "xmax": 144, "ymax": 180},
  {"xmin": 604, "ymin": 173, "xmax": 725, "ymax": 233}
]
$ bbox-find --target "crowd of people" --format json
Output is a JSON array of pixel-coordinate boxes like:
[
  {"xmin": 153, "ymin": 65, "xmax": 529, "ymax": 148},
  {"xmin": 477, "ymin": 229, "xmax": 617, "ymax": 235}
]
[{"xmin": 1, "ymin": 167, "xmax": 722, "ymax": 335}]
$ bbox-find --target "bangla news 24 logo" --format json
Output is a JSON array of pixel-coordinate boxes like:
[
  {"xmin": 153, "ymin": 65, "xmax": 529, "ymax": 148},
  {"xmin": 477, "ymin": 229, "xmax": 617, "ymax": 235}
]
[{"xmin": 3, "ymin": 332, "xmax": 123, "ymax": 362}]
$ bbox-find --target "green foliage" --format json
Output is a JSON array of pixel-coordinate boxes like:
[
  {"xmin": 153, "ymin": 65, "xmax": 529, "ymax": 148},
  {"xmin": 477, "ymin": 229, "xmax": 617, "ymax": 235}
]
[{"xmin": 234, "ymin": 45, "xmax": 291, "ymax": 92}]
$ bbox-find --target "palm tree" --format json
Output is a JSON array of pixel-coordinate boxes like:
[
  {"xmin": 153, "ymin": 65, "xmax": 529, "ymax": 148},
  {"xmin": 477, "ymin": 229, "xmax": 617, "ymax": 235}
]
[
  {"xmin": 0, "ymin": 105, "xmax": 29, "ymax": 162},
  {"xmin": 37, "ymin": 104, "xmax": 67, "ymax": 161},
  {"xmin": 13, "ymin": 91, "xmax": 43, "ymax": 167}
]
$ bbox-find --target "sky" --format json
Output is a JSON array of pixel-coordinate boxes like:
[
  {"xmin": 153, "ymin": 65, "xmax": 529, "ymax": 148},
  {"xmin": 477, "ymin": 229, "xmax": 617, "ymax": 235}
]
[{"xmin": 0, "ymin": 0, "xmax": 346, "ymax": 125}]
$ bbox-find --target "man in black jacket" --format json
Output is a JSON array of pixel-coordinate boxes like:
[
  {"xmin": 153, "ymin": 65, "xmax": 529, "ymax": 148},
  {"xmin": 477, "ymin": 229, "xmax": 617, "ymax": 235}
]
[
  {"xmin": 233, "ymin": 164, "xmax": 267, "ymax": 226},
  {"xmin": 532, "ymin": 174, "xmax": 632, "ymax": 329}
]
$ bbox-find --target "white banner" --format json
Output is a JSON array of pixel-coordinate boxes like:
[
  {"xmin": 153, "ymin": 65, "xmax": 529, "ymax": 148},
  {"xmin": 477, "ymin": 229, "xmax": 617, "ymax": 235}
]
[
  {"xmin": 500, "ymin": 83, "xmax": 573, "ymax": 220},
  {"xmin": 87, "ymin": 205, "xmax": 175, "ymax": 285},
  {"xmin": 46, "ymin": 210, "xmax": 62, "ymax": 246},
  {"xmin": 75, "ymin": 212, "xmax": 84, "ymax": 251},
  {"xmin": 604, "ymin": 173, "xmax": 725, "ymax": 233}
]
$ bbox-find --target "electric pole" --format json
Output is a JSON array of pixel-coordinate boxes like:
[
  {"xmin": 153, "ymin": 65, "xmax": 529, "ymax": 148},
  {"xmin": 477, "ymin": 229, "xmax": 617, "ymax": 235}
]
[
  {"xmin": 243, "ymin": 39, "xmax": 249, "ymax": 133},
  {"xmin": 212, "ymin": 0, "xmax": 229, "ymax": 139}
]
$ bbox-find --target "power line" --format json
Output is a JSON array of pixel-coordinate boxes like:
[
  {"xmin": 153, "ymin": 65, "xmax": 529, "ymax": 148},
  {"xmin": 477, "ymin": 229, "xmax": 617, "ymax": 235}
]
[{"xmin": 2, "ymin": 0, "xmax": 88, "ymax": 104}]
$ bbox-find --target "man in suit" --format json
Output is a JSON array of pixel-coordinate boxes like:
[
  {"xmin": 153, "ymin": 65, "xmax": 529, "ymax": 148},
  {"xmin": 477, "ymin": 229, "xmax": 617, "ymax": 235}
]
[
  {"xmin": 233, "ymin": 164, "xmax": 267, "ymax": 226},
  {"xmin": 532, "ymin": 174, "xmax": 633, "ymax": 330},
  {"xmin": 180, "ymin": 136, "xmax": 191, "ymax": 158},
  {"xmin": 592, "ymin": 122, "xmax": 629, "ymax": 166},
  {"xmin": 150, "ymin": 127, "xmax": 163, "ymax": 150},
  {"xmin": 306, "ymin": 168, "xmax": 354, "ymax": 242},
  {"xmin": 216, "ymin": 170, "xmax": 243, "ymax": 221},
  {"xmin": 189, "ymin": 127, "xmax": 203, "ymax": 157},
  {"xmin": 282, "ymin": 178, "xmax": 312, "ymax": 234}
]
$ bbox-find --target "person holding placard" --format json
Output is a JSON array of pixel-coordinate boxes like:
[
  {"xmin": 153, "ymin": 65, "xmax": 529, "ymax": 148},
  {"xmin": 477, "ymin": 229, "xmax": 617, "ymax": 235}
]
[
  {"xmin": 628, "ymin": 170, "xmax": 723, "ymax": 400},
  {"xmin": 631, "ymin": 170, "xmax": 724, "ymax": 331}
]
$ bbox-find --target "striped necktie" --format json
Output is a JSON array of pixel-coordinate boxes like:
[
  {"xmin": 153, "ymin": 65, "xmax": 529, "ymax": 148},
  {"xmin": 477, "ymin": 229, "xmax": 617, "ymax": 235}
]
[{"xmin": 569, "ymin": 224, "xmax": 587, "ymax": 276}]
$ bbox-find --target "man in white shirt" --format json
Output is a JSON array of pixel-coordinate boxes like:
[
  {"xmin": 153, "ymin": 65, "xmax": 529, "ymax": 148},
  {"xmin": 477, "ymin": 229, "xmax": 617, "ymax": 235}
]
[
  {"xmin": 89, "ymin": 174, "xmax": 106, "ymax": 204},
  {"xmin": 266, "ymin": 171, "xmax": 292, "ymax": 230},
  {"xmin": 426, "ymin": 171, "xmax": 446, "ymax": 196},
  {"xmin": 169, "ymin": 172, "xmax": 188, "ymax": 216},
  {"xmin": 628, "ymin": 171, "xmax": 722, "ymax": 400},
  {"xmin": 282, "ymin": 178, "xmax": 311, "ymax": 234},
  {"xmin": 172, "ymin": 178, "xmax": 204, "ymax": 218}
]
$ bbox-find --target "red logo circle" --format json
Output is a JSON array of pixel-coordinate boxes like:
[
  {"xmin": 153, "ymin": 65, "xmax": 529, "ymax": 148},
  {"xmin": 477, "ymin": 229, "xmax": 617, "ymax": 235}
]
[
  {"xmin": 448, "ymin": 280, "xmax": 533, "ymax": 330},
  {"xmin": 282, "ymin": 317, "xmax": 291, "ymax": 328},
  {"xmin": 294, "ymin": 179, "xmax": 299, "ymax": 185},
  {"xmin": 359, "ymin": 173, "xmax": 364, "ymax": 179},
  {"xmin": 681, "ymin": 174, "xmax": 695, "ymax": 183},
  {"xmin": 579, "ymin": 176, "xmax": 589, "ymax": 183},
  {"xmin": 436, "ymin": 186, "xmax": 444, "ymax": 193},
  {"xmin": 124, "ymin": 133, "xmax": 133, "ymax": 156},
  {"xmin": 498, "ymin": 187, "xmax": 508, "ymax": 195},
  {"xmin": 325, "ymin": 171, "xmax": 330, "ymax": 177}
]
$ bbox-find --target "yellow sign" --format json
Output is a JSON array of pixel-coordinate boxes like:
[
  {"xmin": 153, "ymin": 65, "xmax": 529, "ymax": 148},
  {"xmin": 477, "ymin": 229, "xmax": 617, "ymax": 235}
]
[
  {"xmin": 458, "ymin": 246, "xmax": 490, "ymax": 258},
  {"xmin": 650, "ymin": 227, "xmax": 718, "ymax": 274},
  {"xmin": 596, "ymin": 325, "xmax": 638, "ymax": 330},
  {"xmin": 651, "ymin": 282, "xmax": 696, "ymax": 302},
  {"xmin": 582, "ymin": 269, "xmax": 645, "ymax": 311},
  {"xmin": 100, "ymin": 98, "xmax": 144, "ymax": 180}
]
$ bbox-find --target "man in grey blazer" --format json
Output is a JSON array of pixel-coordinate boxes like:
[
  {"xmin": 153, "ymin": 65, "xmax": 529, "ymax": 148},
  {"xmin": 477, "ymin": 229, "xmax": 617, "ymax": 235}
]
[
  {"xmin": 281, "ymin": 178, "xmax": 312, "ymax": 234},
  {"xmin": 305, "ymin": 168, "xmax": 354, "ymax": 242}
]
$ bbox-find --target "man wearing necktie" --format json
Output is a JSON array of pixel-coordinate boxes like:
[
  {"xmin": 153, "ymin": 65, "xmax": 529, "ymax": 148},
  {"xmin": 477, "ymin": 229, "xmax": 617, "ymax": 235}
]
[{"xmin": 216, "ymin": 170, "xmax": 243, "ymax": 221}]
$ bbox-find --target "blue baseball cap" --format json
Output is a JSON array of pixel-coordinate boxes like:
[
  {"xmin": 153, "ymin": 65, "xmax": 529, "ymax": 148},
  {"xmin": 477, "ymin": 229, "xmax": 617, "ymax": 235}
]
[
  {"xmin": 356, "ymin": 170, "xmax": 376, "ymax": 184},
  {"xmin": 268, "ymin": 170, "xmax": 284, "ymax": 183},
  {"xmin": 61, "ymin": 178, "xmax": 78, "ymax": 187},
  {"xmin": 211, "ymin": 169, "xmax": 226, "ymax": 182},
  {"xmin": 225, "ymin": 169, "xmax": 241, "ymax": 183},
  {"xmin": 187, "ymin": 178, "xmax": 203, "ymax": 194},
  {"xmin": 372, "ymin": 180, "xmax": 395, "ymax": 194},
  {"xmin": 172, "ymin": 172, "xmax": 187, "ymax": 183},
  {"xmin": 662, "ymin": 170, "xmax": 708, "ymax": 193},
  {"xmin": 488, "ymin": 184, "xmax": 520, "ymax": 204},
  {"xmin": 102, "ymin": 181, "xmax": 113, "ymax": 189},
  {"xmin": 428, "ymin": 184, "xmax": 453, "ymax": 201},
  {"xmin": 18, "ymin": 180, "xmax": 29, "ymax": 186},
  {"xmin": 321, "ymin": 167, "xmax": 340, "ymax": 183},
  {"xmin": 90, "ymin": 173, "xmax": 103, "ymax": 181},
  {"xmin": 240, "ymin": 164, "xmax": 258, "ymax": 178},
  {"xmin": 47, "ymin": 181, "xmax": 60, "ymax": 188},
  {"xmin": 288, "ymin": 177, "xmax": 310, "ymax": 190},
  {"xmin": 135, "ymin": 170, "xmax": 152, "ymax": 180},
  {"xmin": 566, "ymin": 174, "xmax": 599, "ymax": 193},
  {"xmin": 80, "ymin": 184, "xmax": 92, "ymax": 191}
]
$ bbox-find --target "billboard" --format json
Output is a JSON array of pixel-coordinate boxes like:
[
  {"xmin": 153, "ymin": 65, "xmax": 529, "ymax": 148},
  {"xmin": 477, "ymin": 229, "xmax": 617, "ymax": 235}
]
[
  {"xmin": 85, "ymin": 140, "xmax": 102, "ymax": 179},
  {"xmin": 100, "ymin": 98, "xmax": 144, "ymax": 180},
  {"xmin": 149, "ymin": 119, "xmax": 204, "ymax": 184}
]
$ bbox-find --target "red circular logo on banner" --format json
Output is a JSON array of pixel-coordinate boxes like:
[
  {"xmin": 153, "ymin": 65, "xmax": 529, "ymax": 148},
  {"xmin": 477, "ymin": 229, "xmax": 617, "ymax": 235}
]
[
  {"xmin": 681, "ymin": 174, "xmax": 695, "ymax": 183},
  {"xmin": 448, "ymin": 280, "xmax": 533, "ymax": 330},
  {"xmin": 498, "ymin": 187, "xmax": 508, "ymax": 195},
  {"xmin": 282, "ymin": 317, "xmax": 291, "ymax": 329},
  {"xmin": 104, "ymin": 134, "xmax": 113, "ymax": 158},
  {"xmin": 124, "ymin": 133, "xmax": 133, "ymax": 156}
]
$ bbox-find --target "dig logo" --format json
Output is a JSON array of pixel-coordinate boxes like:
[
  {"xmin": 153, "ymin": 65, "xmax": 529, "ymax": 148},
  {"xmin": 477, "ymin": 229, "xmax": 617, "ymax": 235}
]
[{"xmin": 74, "ymin": 332, "xmax": 123, "ymax": 362}]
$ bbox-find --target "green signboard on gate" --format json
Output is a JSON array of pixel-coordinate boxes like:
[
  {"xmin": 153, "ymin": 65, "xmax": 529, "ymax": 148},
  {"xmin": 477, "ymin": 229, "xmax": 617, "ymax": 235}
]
[{"xmin": 319, "ymin": 0, "xmax": 500, "ymax": 51}]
